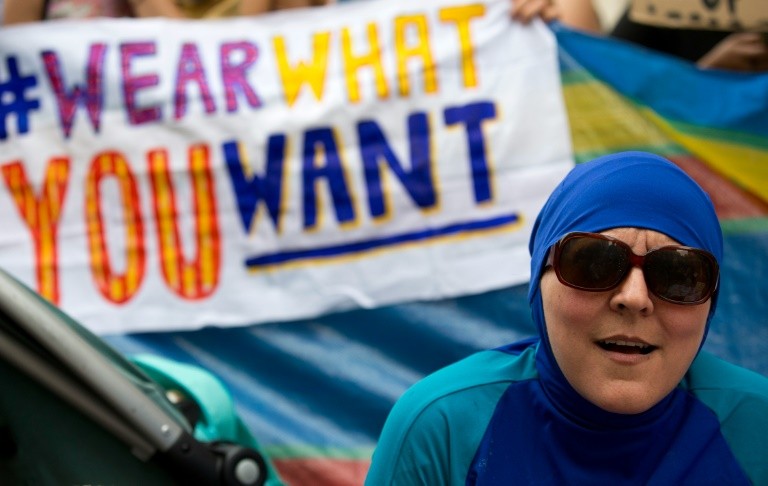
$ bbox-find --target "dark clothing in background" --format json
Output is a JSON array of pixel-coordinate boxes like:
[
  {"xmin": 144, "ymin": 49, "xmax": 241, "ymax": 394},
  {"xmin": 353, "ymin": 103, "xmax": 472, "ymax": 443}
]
[{"xmin": 610, "ymin": 10, "xmax": 730, "ymax": 62}]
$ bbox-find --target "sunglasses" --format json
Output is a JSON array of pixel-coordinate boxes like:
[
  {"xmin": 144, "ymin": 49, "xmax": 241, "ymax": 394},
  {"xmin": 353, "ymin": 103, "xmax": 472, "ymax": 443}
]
[{"xmin": 546, "ymin": 232, "xmax": 719, "ymax": 305}]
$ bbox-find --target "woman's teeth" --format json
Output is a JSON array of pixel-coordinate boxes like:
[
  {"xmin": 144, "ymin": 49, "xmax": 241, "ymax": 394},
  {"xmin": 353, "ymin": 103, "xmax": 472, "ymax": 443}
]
[{"xmin": 598, "ymin": 340, "xmax": 655, "ymax": 355}]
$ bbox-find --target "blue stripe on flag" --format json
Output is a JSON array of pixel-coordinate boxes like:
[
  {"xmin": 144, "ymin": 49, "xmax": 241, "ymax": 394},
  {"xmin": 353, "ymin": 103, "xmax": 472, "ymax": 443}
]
[{"xmin": 552, "ymin": 22, "xmax": 768, "ymax": 138}]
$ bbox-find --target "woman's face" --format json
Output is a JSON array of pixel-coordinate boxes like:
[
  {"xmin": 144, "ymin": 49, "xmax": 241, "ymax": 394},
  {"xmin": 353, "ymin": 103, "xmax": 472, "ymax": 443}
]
[{"xmin": 540, "ymin": 227, "xmax": 711, "ymax": 414}]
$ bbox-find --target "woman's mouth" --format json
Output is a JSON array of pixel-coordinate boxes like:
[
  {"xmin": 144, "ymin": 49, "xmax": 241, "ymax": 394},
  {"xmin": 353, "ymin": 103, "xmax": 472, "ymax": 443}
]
[{"xmin": 597, "ymin": 339, "xmax": 657, "ymax": 355}]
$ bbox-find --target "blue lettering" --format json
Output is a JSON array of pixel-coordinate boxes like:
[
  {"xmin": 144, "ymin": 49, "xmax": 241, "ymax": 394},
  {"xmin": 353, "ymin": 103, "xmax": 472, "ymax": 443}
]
[
  {"xmin": 222, "ymin": 136, "xmax": 286, "ymax": 233},
  {"xmin": 358, "ymin": 112, "xmax": 436, "ymax": 220},
  {"xmin": 444, "ymin": 101, "xmax": 496, "ymax": 203},
  {"xmin": 302, "ymin": 128, "xmax": 356, "ymax": 230}
]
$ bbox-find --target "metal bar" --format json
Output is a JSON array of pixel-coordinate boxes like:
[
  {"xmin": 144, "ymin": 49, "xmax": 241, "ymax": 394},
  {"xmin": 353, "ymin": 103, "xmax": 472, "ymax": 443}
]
[
  {"xmin": 0, "ymin": 269, "xmax": 183, "ymax": 451},
  {"xmin": 0, "ymin": 327, "xmax": 156, "ymax": 459}
]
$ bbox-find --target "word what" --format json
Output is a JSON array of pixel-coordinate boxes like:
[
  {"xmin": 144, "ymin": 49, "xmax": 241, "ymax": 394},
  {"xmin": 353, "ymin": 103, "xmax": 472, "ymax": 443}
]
[{"xmin": 0, "ymin": 3, "xmax": 487, "ymax": 139}]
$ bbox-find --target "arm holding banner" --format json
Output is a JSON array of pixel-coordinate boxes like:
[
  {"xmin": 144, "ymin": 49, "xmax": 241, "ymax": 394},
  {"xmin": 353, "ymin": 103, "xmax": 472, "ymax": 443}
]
[
  {"xmin": 509, "ymin": 0, "xmax": 559, "ymax": 24},
  {"xmin": 3, "ymin": 0, "xmax": 48, "ymax": 24},
  {"xmin": 553, "ymin": 0, "xmax": 601, "ymax": 33},
  {"xmin": 509, "ymin": 0, "xmax": 603, "ymax": 32}
]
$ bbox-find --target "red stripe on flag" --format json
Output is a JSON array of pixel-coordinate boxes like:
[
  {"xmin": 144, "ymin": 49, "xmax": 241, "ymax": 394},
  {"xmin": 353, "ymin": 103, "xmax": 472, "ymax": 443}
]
[
  {"xmin": 272, "ymin": 458, "xmax": 370, "ymax": 486},
  {"xmin": 669, "ymin": 155, "xmax": 768, "ymax": 220}
]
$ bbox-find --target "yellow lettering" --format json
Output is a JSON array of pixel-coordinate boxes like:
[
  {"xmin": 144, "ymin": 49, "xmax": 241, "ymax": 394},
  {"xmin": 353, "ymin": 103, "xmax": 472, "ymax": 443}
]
[
  {"xmin": 274, "ymin": 32, "xmax": 332, "ymax": 106},
  {"xmin": 1, "ymin": 158, "xmax": 70, "ymax": 303},
  {"xmin": 342, "ymin": 23, "xmax": 389, "ymax": 103},
  {"xmin": 394, "ymin": 14, "xmax": 438, "ymax": 97},
  {"xmin": 84, "ymin": 152, "xmax": 146, "ymax": 304},
  {"xmin": 439, "ymin": 4, "xmax": 485, "ymax": 88},
  {"xmin": 147, "ymin": 145, "xmax": 221, "ymax": 300}
]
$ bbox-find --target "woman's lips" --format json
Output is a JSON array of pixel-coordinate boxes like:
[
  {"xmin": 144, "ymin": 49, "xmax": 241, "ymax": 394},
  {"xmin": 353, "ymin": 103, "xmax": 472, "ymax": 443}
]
[{"xmin": 596, "ymin": 339, "xmax": 657, "ymax": 355}]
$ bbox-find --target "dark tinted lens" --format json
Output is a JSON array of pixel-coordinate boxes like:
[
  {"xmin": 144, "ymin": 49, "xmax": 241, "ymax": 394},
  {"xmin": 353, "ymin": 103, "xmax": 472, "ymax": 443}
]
[
  {"xmin": 644, "ymin": 248, "xmax": 716, "ymax": 303},
  {"xmin": 558, "ymin": 236, "xmax": 629, "ymax": 290}
]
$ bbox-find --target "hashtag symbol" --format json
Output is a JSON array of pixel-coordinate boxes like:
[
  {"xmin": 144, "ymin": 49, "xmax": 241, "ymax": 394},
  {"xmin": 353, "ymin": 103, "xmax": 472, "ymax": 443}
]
[{"xmin": 0, "ymin": 56, "xmax": 41, "ymax": 140}]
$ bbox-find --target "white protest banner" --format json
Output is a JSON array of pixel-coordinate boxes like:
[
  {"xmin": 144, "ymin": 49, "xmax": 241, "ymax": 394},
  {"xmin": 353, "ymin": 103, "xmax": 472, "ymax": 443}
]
[{"xmin": 0, "ymin": 0, "xmax": 573, "ymax": 334}]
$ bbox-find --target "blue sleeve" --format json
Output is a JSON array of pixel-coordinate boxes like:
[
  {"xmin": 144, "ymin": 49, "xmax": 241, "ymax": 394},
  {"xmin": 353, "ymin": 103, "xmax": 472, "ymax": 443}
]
[
  {"xmin": 365, "ymin": 347, "xmax": 538, "ymax": 486},
  {"xmin": 685, "ymin": 351, "xmax": 768, "ymax": 485}
]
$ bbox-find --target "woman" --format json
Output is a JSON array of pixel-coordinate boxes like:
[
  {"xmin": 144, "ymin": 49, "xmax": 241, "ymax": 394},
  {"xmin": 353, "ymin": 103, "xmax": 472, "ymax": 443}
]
[{"xmin": 365, "ymin": 151, "xmax": 768, "ymax": 484}]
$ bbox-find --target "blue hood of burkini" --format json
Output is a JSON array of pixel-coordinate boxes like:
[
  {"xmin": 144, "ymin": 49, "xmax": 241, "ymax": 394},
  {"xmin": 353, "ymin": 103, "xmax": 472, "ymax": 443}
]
[
  {"xmin": 528, "ymin": 151, "xmax": 723, "ymax": 340},
  {"xmin": 527, "ymin": 151, "xmax": 723, "ymax": 425}
]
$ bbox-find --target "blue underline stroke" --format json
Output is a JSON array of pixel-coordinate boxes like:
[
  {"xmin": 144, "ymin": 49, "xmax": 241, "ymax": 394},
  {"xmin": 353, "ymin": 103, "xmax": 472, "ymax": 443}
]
[{"xmin": 244, "ymin": 213, "xmax": 521, "ymax": 269}]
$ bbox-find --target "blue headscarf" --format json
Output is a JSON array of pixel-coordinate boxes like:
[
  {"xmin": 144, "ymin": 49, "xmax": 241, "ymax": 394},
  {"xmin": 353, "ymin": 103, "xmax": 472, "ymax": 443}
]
[{"xmin": 527, "ymin": 152, "xmax": 723, "ymax": 418}]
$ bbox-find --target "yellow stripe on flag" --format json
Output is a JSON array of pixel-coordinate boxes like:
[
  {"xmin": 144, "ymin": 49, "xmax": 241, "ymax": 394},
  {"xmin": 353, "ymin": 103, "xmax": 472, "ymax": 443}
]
[
  {"xmin": 562, "ymin": 82, "xmax": 682, "ymax": 162},
  {"xmin": 644, "ymin": 109, "xmax": 768, "ymax": 205}
]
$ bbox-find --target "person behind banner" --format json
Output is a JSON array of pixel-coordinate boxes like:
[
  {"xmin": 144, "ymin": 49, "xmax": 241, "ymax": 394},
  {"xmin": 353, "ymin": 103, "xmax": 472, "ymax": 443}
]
[
  {"xmin": 551, "ymin": 0, "xmax": 768, "ymax": 72},
  {"xmin": 1, "ymin": 0, "xmax": 334, "ymax": 23},
  {"xmin": 238, "ymin": 0, "xmax": 332, "ymax": 16},
  {"xmin": 610, "ymin": 10, "xmax": 768, "ymax": 72},
  {"xmin": 364, "ymin": 151, "xmax": 768, "ymax": 485},
  {"xmin": 2, "ymin": 0, "xmax": 185, "ymax": 23}
]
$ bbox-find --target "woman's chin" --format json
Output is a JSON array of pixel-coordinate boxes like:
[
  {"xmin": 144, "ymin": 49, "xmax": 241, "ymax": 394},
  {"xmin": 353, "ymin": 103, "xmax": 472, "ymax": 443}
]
[{"xmin": 585, "ymin": 385, "xmax": 663, "ymax": 415}]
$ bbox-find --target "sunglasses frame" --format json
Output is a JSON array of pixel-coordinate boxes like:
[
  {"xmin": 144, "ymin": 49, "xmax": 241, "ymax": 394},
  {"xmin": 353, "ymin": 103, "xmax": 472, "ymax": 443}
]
[{"xmin": 545, "ymin": 232, "xmax": 719, "ymax": 305}]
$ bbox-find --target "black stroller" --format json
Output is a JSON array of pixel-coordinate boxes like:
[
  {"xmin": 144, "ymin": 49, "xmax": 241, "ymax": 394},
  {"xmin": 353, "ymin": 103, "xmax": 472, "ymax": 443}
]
[{"xmin": 0, "ymin": 268, "xmax": 283, "ymax": 485}]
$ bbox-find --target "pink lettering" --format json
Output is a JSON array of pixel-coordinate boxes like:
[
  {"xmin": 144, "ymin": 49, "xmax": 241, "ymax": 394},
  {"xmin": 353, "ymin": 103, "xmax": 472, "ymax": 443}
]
[
  {"xmin": 121, "ymin": 42, "xmax": 161, "ymax": 125},
  {"xmin": 220, "ymin": 41, "xmax": 261, "ymax": 112},
  {"xmin": 174, "ymin": 42, "xmax": 216, "ymax": 119},
  {"xmin": 41, "ymin": 44, "xmax": 107, "ymax": 138}
]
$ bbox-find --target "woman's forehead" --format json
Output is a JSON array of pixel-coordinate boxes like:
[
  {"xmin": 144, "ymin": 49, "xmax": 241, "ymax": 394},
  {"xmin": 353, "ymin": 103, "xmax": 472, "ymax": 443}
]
[{"xmin": 598, "ymin": 227, "xmax": 680, "ymax": 248}]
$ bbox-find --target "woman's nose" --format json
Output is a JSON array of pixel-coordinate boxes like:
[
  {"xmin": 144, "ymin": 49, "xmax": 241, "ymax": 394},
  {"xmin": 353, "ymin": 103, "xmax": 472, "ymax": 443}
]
[{"xmin": 609, "ymin": 267, "xmax": 654, "ymax": 315}]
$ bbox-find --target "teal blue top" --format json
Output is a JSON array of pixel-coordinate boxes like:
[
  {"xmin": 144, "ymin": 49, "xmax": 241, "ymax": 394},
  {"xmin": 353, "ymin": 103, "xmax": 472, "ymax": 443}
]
[
  {"xmin": 366, "ymin": 344, "xmax": 768, "ymax": 485},
  {"xmin": 369, "ymin": 153, "xmax": 767, "ymax": 485}
]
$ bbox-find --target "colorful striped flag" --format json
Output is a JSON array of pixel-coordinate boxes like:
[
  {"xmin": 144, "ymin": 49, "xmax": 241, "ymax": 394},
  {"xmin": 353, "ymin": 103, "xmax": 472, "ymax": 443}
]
[{"xmin": 106, "ymin": 24, "xmax": 768, "ymax": 485}]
